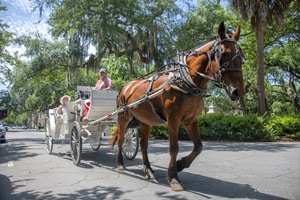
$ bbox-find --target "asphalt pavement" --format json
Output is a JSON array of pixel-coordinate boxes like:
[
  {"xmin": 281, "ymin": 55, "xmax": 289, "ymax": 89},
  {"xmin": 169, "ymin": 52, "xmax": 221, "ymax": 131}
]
[{"xmin": 0, "ymin": 131, "xmax": 299, "ymax": 200}]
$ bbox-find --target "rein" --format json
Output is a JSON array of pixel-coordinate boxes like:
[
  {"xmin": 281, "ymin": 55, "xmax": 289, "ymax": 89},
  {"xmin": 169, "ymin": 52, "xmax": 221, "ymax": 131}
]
[{"xmin": 184, "ymin": 38, "xmax": 245, "ymax": 89}]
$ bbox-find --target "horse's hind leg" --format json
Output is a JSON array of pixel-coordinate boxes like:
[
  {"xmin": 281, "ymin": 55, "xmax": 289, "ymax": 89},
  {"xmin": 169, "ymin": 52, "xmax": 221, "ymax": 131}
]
[
  {"xmin": 177, "ymin": 119, "xmax": 203, "ymax": 172},
  {"xmin": 140, "ymin": 124, "xmax": 155, "ymax": 179},
  {"xmin": 116, "ymin": 113, "xmax": 130, "ymax": 170}
]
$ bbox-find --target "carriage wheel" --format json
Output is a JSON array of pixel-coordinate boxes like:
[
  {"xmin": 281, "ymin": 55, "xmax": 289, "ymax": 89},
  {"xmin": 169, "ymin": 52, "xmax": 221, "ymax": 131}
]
[
  {"xmin": 45, "ymin": 120, "xmax": 53, "ymax": 154},
  {"xmin": 90, "ymin": 136, "xmax": 101, "ymax": 151},
  {"xmin": 70, "ymin": 122, "xmax": 82, "ymax": 165},
  {"xmin": 122, "ymin": 128, "xmax": 139, "ymax": 160}
]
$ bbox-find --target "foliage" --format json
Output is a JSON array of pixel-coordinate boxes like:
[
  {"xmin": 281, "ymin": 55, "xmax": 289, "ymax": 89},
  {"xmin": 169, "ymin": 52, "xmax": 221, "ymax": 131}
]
[
  {"xmin": 264, "ymin": 2, "xmax": 300, "ymax": 114},
  {"xmin": 151, "ymin": 114, "xmax": 300, "ymax": 141},
  {"xmin": 45, "ymin": 0, "xmax": 184, "ymax": 71},
  {"xmin": 174, "ymin": 0, "xmax": 228, "ymax": 51},
  {"xmin": 1, "ymin": 0, "xmax": 300, "ymax": 128},
  {"xmin": 198, "ymin": 114, "xmax": 273, "ymax": 141},
  {"xmin": 0, "ymin": 4, "xmax": 13, "ymax": 85},
  {"xmin": 229, "ymin": 0, "xmax": 295, "ymax": 115},
  {"xmin": 101, "ymin": 55, "xmax": 148, "ymax": 91},
  {"xmin": 265, "ymin": 115, "xmax": 300, "ymax": 140}
]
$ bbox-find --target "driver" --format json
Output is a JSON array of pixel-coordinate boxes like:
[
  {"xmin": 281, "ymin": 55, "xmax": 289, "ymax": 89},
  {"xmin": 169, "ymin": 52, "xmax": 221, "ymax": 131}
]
[{"xmin": 94, "ymin": 68, "xmax": 114, "ymax": 90}]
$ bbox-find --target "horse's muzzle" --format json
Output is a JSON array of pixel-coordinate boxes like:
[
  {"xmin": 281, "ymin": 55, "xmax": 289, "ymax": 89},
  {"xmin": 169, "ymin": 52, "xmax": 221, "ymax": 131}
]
[{"xmin": 226, "ymin": 86, "xmax": 242, "ymax": 101}]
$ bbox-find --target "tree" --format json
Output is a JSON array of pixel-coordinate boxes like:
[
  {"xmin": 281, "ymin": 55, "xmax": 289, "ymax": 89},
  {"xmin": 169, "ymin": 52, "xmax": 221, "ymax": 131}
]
[
  {"xmin": 264, "ymin": 8, "xmax": 300, "ymax": 115},
  {"xmin": 229, "ymin": 0, "xmax": 294, "ymax": 115},
  {"xmin": 174, "ymin": 0, "xmax": 228, "ymax": 51},
  {"xmin": 0, "ymin": 4, "xmax": 13, "ymax": 85},
  {"xmin": 40, "ymin": 0, "xmax": 183, "ymax": 78}
]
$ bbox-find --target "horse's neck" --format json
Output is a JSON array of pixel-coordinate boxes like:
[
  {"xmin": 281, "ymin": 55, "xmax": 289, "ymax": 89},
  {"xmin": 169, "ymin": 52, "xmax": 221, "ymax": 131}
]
[{"xmin": 186, "ymin": 41, "xmax": 215, "ymax": 89}]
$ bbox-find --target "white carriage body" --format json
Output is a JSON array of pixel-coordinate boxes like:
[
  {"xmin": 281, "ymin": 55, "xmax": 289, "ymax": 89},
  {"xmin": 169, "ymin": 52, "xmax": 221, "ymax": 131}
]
[{"xmin": 47, "ymin": 88, "xmax": 118, "ymax": 141}]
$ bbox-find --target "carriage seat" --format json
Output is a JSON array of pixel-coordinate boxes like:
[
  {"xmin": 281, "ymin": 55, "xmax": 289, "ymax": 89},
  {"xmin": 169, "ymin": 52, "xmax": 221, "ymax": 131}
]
[{"xmin": 82, "ymin": 90, "xmax": 118, "ymax": 121}]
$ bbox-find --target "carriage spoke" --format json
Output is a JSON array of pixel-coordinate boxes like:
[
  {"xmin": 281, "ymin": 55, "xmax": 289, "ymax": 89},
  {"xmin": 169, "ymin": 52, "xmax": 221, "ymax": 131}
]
[
  {"xmin": 122, "ymin": 128, "xmax": 139, "ymax": 160},
  {"xmin": 70, "ymin": 122, "xmax": 82, "ymax": 165}
]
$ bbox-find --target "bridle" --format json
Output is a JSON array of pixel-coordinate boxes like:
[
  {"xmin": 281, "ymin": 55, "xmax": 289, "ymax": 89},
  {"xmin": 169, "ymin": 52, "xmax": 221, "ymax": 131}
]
[{"xmin": 187, "ymin": 37, "xmax": 245, "ymax": 88}]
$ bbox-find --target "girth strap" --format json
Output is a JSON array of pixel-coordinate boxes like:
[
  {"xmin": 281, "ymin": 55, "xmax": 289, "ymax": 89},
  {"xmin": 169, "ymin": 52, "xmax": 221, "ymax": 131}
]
[{"xmin": 144, "ymin": 76, "xmax": 167, "ymax": 123}]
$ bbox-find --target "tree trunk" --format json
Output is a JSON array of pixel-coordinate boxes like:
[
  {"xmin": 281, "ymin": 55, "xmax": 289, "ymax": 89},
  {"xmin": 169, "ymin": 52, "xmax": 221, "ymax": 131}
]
[
  {"xmin": 239, "ymin": 96, "xmax": 247, "ymax": 114},
  {"xmin": 255, "ymin": 29, "xmax": 267, "ymax": 115}
]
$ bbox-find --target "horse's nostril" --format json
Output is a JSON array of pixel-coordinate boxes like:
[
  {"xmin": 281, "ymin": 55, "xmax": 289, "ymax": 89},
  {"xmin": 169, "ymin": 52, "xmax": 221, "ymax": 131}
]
[
  {"xmin": 230, "ymin": 88, "xmax": 241, "ymax": 101},
  {"xmin": 232, "ymin": 88, "xmax": 240, "ymax": 97}
]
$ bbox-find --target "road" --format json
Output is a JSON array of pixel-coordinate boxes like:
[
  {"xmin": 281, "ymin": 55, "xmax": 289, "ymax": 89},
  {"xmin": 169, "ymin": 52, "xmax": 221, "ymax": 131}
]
[{"xmin": 0, "ymin": 130, "xmax": 300, "ymax": 200}]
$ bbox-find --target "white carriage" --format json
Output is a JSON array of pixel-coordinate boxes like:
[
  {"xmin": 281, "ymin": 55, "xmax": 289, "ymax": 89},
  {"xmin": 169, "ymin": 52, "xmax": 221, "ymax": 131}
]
[{"xmin": 45, "ymin": 87, "xmax": 139, "ymax": 165}]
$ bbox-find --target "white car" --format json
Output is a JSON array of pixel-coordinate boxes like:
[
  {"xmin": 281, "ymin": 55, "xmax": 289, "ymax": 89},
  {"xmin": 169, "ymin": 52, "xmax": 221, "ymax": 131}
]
[{"xmin": 0, "ymin": 121, "xmax": 6, "ymax": 143}]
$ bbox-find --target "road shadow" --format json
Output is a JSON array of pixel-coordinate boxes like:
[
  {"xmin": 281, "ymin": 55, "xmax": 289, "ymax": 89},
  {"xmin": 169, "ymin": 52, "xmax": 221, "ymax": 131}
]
[
  {"xmin": 0, "ymin": 173, "xmax": 130, "ymax": 200},
  {"xmin": 1, "ymin": 169, "xmax": 289, "ymax": 200},
  {"xmin": 2, "ymin": 136, "xmax": 297, "ymax": 199},
  {"xmin": 0, "ymin": 138, "xmax": 42, "ymax": 165},
  {"xmin": 48, "ymin": 141, "xmax": 291, "ymax": 199},
  {"xmin": 141, "ymin": 164, "xmax": 289, "ymax": 200}
]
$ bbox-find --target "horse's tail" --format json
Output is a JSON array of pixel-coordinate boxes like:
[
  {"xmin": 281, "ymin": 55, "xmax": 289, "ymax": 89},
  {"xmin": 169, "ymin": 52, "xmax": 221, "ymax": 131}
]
[{"xmin": 109, "ymin": 129, "xmax": 119, "ymax": 150}]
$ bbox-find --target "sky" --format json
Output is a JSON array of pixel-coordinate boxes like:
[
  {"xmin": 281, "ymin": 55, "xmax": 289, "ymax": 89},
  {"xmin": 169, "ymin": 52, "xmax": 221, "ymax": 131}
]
[
  {"xmin": 0, "ymin": 0, "xmax": 50, "ymax": 90},
  {"xmin": 1, "ymin": 0, "xmax": 50, "ymax": 37}
]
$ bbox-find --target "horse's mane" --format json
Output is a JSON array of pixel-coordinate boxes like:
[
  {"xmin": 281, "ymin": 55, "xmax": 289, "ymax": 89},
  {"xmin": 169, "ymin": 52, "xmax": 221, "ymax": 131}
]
[
  {"xmin": 189, "ymin": 36, "xmax": 217, "ymax": 52},
  {"xmin": 190, "ymin": 31, "xmax": 234, "ymax": 53}
]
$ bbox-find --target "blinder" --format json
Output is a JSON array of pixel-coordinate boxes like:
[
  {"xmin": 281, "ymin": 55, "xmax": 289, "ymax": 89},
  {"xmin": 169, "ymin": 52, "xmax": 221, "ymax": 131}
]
[{"xmin": 211, "ymin": 38, "xmax": 245, "ymax": 87}]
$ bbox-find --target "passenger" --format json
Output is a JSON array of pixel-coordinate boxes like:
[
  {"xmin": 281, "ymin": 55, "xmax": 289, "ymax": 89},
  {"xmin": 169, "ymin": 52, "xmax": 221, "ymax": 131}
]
[
  {"xmin": 56, "ymin": 95, "xmax": 71, "ymax": 118},
  {"xmin": 94, "ymin": 68, "xmax": 114, "ymax": 90}
]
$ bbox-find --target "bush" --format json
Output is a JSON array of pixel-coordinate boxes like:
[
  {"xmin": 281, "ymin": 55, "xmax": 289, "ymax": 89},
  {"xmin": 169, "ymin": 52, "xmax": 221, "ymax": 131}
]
[
  {"xmin": 151, "ymin": 124, "xmax": 189, "ymax": 140},
  {"xmin": 151, "ymin": 125, "xmax": 169, "ymax": 139},
  {"xmin": 149, "ymin": 114, "xmax": 300, "ymax": 141},
  {"xmin": 198, "ymin": 114, "xmax": 273, "ymax": 141},
  {"xmin": 265, "ymin": 115, "xmax": 300, "ymax": 140}
]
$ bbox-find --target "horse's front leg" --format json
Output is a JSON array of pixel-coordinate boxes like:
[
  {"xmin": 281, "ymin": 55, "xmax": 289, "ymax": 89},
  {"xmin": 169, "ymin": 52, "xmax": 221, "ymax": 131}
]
[
  {"xmin": 177, "ymin": 119, "xmax": 203, "ymax": 172},
  {"xmin": 167, "ymin": 122, "xmax": 183, "ymax": 191},
  {"xmin": 140, "ymin": 124, "xmax": 155, "ymax": 179}
]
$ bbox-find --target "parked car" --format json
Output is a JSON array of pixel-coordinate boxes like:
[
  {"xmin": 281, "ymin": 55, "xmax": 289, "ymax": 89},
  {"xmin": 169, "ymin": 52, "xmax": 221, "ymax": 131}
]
[
  {"xmin": 21, "ymin": 125, "xmax": 27, "ymax": 130},
  {"xmin": 2, "ymin": 122, "xmax": 8, "ymax": 131},
  {"xmin": 0, "ymin": 121, "xmax": 6, "ymax": 143}
]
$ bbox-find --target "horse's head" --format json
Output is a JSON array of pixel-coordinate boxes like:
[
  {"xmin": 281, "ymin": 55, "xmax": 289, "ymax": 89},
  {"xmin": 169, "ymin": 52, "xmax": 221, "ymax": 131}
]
[
  {"xmin": 186, "ymin": 22, "xmax": 245, "ymax": 101},
  {"xmin": 211, "ymin": 21, "xmax": 245, "ymax": 101}
]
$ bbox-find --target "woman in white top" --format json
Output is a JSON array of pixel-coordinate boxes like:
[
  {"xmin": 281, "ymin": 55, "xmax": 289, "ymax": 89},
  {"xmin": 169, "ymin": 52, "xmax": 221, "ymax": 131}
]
[{"xmin": 56, "ymin": 95, "xmax": 71, "ymax": 118}]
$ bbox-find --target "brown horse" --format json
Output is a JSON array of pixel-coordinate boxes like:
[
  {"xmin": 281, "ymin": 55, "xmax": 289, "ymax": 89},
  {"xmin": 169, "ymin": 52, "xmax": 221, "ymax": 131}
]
[{"xmin": 110, "ymin": 22, "xmax": 245, "ymax": 191}]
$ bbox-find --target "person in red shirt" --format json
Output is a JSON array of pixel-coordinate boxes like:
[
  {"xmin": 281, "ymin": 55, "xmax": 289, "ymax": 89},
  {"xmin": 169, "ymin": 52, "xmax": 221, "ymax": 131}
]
[{"xmin": 94, "ymin": 68, "xmax": 114, "ymax": 90}]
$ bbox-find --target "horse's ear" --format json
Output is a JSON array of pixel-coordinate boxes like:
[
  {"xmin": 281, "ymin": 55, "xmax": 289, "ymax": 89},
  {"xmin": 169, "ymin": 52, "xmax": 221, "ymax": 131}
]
[
  {"xmin": 232, "ymin": 26, "xmax": 241, "ymax": 41},
  {"xmin": 218, "ymin": 21, "xmax": 226, "ymax": 39}
]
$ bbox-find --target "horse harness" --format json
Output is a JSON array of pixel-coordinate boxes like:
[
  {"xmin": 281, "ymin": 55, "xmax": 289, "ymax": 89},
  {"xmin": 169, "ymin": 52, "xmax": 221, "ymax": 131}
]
[{"xmin": 120, "ymin": 38, "xmax": 245, "ymax": 123}]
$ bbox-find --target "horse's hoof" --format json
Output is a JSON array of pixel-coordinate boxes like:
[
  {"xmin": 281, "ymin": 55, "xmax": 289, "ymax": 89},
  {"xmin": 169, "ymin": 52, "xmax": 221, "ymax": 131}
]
[
  {"xmin": 143, "ymin": 166, "xmax": 155, "ymax": 179},
  {"xmin": 117, "ymin": 165, "xmax": 126, "ymax": 170},
  {"xmin": 145, "ymin": 170, "xmax": 155, "ymax": 180},
  {"xmin": 170, "ymin": 179, "xmax": 184, "ymax": 191}
]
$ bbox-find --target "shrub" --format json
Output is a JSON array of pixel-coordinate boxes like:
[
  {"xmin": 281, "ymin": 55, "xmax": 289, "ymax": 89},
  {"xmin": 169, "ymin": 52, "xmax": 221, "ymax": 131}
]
[
  {"xmin": 151, "ymin": 125, "xmax": 169, "ymax": 139},
  {"xmin": 265, "ymin": 115, "xmax": 300, "ymax": 140},
  {"xmin": 198, "ymin": 114, "xmax": 273, "ymax": 141},
  {"xmin": 149, "ymin": 114, "xmax": 300, "ymax": 141}
]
